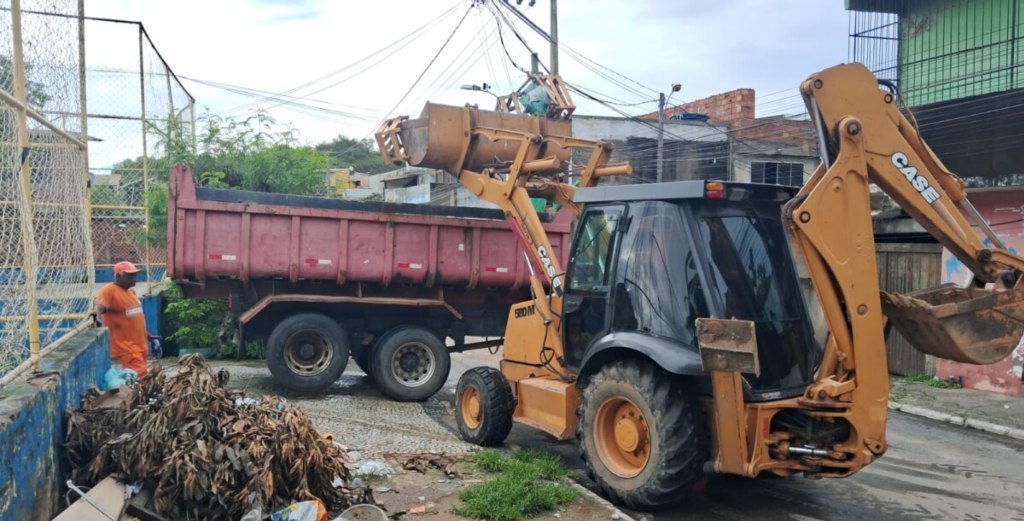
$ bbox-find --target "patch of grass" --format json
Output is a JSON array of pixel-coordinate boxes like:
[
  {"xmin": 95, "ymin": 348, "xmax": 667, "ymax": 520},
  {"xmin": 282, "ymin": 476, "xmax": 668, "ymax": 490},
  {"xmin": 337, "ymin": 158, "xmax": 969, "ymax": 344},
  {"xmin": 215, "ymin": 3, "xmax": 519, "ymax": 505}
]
[
  {"xmin": 906, "ymin": 374, "xmax": 961, "ymax": 389},
  {"xmin": 457, "ymin": 449, "xmax": 579, "ymax": 521}
]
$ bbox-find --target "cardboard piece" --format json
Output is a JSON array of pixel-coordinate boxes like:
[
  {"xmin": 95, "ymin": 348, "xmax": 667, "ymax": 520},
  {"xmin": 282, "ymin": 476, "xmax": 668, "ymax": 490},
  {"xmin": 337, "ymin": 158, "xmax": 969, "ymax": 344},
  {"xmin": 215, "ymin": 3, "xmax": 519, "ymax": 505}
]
[
  {"xmin": 86, "ymin": 386, "xmax": 133, "ymax": 410},
  {"xmin": 53, "ymin": 477, "xmax": 127, "ymax": 521}
]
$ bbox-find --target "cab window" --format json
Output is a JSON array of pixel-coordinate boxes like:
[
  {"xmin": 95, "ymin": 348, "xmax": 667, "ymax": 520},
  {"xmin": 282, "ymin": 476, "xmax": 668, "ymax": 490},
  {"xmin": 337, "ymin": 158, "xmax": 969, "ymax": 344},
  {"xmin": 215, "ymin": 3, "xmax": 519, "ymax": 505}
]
[{"xmin": 568, "ymin": 209, "xmax": 620, "ymax": 293}]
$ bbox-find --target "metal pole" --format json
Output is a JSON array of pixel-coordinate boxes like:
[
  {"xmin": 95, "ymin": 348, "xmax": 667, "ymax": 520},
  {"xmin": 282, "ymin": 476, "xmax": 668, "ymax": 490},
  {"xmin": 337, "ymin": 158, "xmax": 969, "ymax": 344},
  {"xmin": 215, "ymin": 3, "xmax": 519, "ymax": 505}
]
[
  {"xmin": 531, "ymin": 52, "xmax": 539, "ymax": 75},
  {"xmin": 138, "ymin": 26, "xmax": 152, "ymax": 295},
  {"xmin": 550, "ymin": 0, "xmax": 558, "ymax": 75},
  {"xmin": 11, "ymin": 0, "xmax": 43, "ymax": 371},
  {"xmin": 79, "ymin": 0, "xmax": 96, "ymax": 304},
  {"xmin": 657, "ymin": 92, "xmax": 665, "ymax": 183}
]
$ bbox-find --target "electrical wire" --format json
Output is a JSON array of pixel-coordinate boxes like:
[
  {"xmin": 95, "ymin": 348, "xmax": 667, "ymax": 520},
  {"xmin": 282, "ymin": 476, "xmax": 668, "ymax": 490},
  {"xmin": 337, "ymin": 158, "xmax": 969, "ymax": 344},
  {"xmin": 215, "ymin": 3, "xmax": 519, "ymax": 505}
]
[
  {"xmin": 220, "ymin": 1, "xmax": 463, "ymax": 116},
  {"xmin": 488, "ymin": 1, "xmax": 529, "ymax": 73},
  {"xmin": 379, "ymin": 4, "xmax": 475, "ymax": 124}
]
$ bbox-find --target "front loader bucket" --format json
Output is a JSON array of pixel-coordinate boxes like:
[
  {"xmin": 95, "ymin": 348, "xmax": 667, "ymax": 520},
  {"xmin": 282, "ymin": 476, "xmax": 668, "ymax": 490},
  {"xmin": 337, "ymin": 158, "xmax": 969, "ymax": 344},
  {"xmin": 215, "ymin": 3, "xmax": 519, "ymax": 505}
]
[{"xmin": 881, "ymin": 285, "xmax": 1024, "ymax": 365}]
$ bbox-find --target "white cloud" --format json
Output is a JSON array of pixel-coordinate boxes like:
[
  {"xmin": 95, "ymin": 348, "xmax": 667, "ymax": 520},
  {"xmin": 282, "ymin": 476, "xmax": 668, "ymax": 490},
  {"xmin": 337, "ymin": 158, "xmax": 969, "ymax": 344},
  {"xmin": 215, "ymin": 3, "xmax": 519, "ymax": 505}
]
[{"xmin": 83, "ymin": 0, "xmax": 849, "ymax": 148}]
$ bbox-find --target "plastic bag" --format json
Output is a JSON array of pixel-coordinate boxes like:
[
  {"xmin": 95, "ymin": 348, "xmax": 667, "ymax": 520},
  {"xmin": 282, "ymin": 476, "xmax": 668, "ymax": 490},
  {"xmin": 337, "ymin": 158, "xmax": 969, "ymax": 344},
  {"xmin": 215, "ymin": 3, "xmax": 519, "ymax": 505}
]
[
  {"xmin": 269, "ymin": 500, "xmax": 328, "ymax": 521},
  {"xmin": 148, "ymin": 337, "xmax": 163, "ymax": 359},
  {"xmin": 240, "ymin": 508, "xmax": 263, "ymax": 521},
  {"xmin": 354, "ymin": 460, "xmax": 391, "ymax": 479},
  {"xmin": 101, "ymin": 367, "xmax": 137, "ymax": 390},
  {"xmin": 520, "ymin": 81, "xmax": 551, "ymax": 115}
]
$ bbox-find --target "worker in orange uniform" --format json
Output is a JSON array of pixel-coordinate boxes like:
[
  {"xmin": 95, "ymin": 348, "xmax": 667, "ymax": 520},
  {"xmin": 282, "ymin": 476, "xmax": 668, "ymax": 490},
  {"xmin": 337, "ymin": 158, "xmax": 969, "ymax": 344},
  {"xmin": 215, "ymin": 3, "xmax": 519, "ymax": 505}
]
[{"xmin": 95, "ymin": 261, "xmax": 151, "ymax": 377}]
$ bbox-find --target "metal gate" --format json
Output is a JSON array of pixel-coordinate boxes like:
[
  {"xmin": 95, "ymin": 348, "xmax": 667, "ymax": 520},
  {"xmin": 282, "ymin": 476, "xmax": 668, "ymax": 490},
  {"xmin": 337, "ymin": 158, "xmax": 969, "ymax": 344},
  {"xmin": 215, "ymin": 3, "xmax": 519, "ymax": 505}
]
[{"xmin": 876, "ymin": 243, "xmax": 943, "ymax": 375}]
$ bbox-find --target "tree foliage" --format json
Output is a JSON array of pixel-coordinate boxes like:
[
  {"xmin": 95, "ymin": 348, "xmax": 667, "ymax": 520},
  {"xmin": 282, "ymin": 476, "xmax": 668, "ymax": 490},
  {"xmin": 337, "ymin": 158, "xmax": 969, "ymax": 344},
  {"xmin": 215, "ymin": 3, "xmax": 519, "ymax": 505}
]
[
  {"xmin": 105, "ymin": 108, "xmax": 391, "ymax": 250},
  {"xmin": 315, "ymin": 135, "xmax": 391, "ymax": 174},
  {"xmin": 0, "ymin": 55, "xmax": 51, "ymax": 108}
]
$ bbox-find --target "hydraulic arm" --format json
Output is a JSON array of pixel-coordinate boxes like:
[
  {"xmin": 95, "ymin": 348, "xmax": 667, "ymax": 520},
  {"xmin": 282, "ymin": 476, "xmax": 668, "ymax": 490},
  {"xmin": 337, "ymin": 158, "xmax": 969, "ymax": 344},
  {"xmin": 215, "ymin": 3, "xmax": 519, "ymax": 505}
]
[
  {"xmin": 793, "ymin": 63, "xmax": 1024, "ymax": 368},
  {"xmin": 377, "ymin": 103, "xmax": 630, "ymax": 435}
]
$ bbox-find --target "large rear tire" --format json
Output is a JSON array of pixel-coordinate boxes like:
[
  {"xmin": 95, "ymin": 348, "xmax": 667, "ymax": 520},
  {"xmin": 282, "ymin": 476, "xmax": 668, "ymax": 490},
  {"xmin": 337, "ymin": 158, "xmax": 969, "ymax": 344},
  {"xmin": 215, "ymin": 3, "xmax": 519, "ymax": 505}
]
[
  {"xmin": 266, "ymin": 313, "xmax": 349, "ymax": 392},
  {"xmin": 578, "ymin": 359, "xmax": 706, "ymax": 511},
  {"xmin": 455, "ymin": 367, "xmax": 515, "ymax": 446},
  {"xmin": 369, "ymin": 326, "xmax": 450, "ymax": 402}
]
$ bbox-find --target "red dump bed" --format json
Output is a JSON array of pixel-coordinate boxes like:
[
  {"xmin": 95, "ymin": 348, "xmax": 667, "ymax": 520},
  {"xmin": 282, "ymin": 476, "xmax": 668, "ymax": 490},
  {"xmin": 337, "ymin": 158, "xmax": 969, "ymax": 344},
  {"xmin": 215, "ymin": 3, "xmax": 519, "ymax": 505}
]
[{"xmin": 167, "ymin": 166, "xmax": 571, "ymax": 292}]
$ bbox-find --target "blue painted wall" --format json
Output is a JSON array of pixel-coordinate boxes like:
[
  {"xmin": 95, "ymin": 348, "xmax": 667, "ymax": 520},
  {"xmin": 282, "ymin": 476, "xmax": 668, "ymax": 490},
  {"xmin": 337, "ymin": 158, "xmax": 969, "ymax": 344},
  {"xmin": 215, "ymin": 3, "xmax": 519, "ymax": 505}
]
[{"xmin": 0, "ymin": 329, "xmax": 110, "ymax": 520}]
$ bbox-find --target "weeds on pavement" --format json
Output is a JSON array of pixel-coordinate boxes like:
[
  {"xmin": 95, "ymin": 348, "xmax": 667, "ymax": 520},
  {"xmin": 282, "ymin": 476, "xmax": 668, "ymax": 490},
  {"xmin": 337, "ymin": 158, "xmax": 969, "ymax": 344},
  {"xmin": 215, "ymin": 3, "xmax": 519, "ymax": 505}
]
[{"xmin": 456, "ymin": 449, "xmax": 579, "ymax": 521}]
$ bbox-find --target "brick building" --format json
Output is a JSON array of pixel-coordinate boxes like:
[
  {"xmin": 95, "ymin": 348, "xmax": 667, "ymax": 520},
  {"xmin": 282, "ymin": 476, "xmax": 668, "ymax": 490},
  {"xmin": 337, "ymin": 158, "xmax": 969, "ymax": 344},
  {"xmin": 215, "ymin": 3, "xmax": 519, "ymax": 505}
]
[{"xmin": 641, "ymin": 89, "xmax": 819, "ymax": 186}]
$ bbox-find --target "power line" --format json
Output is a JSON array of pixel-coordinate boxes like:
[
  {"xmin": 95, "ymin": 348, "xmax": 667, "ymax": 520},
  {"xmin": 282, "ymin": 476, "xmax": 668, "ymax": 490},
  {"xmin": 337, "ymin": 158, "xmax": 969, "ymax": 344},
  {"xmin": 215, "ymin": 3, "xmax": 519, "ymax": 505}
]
[
  {"xmin": 222, "ymin": 1, "xmax": 463, "ymax": 116},
  {"xmin": 380, "ymin": 4, "xmax": 476, "ymax": 122},
  {"xmin": 488, "ymin": 1, "xmax": 529, "ymax": 73}
]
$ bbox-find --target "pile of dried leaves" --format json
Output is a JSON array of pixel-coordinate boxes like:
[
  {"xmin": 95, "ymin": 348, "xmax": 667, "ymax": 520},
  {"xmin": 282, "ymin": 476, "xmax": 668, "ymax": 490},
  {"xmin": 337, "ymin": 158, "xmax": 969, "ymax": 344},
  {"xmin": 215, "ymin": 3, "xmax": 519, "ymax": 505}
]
[{"xmin": 65, "ymin": 355, "xmax": 371, "ymax": 520}]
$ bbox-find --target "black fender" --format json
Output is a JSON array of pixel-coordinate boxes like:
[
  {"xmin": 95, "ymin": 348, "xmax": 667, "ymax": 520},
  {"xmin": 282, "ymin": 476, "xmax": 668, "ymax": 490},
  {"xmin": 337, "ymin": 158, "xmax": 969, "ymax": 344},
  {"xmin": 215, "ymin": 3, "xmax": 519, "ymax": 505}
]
[{"xmin": 576, "ymin": 331, "xmax": 705, "ymax": 386}]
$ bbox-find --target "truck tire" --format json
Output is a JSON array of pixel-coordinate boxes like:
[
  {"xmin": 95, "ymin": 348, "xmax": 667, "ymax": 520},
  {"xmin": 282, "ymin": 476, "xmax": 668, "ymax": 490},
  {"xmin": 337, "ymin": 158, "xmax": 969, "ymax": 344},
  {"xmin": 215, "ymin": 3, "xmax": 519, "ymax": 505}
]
[
  {"xmin": 455, "ymin": 367, "xmax": 515, "ymax": 446},
  {"xmin": 578, "ymin": 359, "xmax": 706, "ymax": 511},
  {"xmin": 266, "ymin": 313, "xmax": 349, "ymax": 393},
  {"xmin": 369, "ymin": 326, "xmax": 450, "ymax": 402}
]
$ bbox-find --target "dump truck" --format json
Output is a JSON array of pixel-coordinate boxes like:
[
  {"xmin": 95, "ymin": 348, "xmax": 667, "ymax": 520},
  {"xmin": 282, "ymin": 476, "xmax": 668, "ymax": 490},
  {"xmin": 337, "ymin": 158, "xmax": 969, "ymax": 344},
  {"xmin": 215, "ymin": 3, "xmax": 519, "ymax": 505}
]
[
  {"xmin": 375, "ymin": 65, "xmax": 1024, "ymax": 510},
  {"xmin": 166, "ymin": 166, "xmax": 571, "ymax": 401}
]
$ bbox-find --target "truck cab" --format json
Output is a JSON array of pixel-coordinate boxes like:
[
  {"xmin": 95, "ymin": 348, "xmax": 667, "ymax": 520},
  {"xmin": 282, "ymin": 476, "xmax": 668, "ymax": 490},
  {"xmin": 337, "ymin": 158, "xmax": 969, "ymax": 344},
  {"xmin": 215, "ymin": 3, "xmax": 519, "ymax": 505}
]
[{"xmin": 565, "ymin": 180, "xmax": 825, "ymax": 401}]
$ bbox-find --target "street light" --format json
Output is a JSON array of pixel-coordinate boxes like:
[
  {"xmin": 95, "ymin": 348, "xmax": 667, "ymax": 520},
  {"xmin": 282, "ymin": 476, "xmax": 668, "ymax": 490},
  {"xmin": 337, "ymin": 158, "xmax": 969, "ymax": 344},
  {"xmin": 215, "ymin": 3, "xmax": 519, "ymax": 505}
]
[
  {"xmin": 657, "ymin": 83, "xmax": 682, "ymax": 183},
  {"xmin": 460, "ymin": 83, "xmax": 499, "ymax": 99}
]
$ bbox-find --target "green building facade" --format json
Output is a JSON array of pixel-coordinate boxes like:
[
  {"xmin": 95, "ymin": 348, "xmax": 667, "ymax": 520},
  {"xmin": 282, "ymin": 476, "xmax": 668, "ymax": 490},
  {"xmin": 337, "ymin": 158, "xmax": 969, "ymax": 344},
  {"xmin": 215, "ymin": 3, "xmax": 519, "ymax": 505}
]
[{"xmin": 849, "ymin": 0, "xmax": 1024, "ymax": 186}]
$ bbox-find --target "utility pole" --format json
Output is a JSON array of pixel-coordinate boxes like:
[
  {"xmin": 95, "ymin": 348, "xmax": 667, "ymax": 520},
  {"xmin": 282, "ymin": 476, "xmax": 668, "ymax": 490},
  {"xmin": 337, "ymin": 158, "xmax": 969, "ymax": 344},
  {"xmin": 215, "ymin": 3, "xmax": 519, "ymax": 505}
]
[
  {"xmin": 550, "ymin": 0, "xmax": 558, "ymax": 74},
  {"xmin": 656, "ymin": 83, "xmax": 682, "ymax": 183},
  {"xmin": 657, "ymin": 92, "xmax": 666, "ymax": 183}
]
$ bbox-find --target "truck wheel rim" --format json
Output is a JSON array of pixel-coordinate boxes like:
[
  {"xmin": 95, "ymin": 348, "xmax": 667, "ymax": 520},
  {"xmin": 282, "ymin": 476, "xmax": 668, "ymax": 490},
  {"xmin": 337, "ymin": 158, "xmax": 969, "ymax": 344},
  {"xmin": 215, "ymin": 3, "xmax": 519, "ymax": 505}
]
[
  {"xmin": 461, "ymin": 386, "xmax": 482, "ymax": 429},
  {"xmin": 391, "ymin": 342, "xmax": 436, "ymax": 387},
  {"xmin": 284, "ymin": 331, "xmax": 333, "ymax": 376},
  {"xmin": 595, "ymin": 397, "xmax": 650, "ymax": 478}
]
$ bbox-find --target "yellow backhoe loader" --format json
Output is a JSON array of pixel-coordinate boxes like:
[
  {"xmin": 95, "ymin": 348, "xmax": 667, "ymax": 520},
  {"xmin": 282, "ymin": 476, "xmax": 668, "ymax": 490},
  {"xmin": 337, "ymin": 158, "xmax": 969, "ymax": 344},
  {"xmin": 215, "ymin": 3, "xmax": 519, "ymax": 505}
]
[{"xmin": 375, "ymin": 63, "xmax": 1024, "ymax": 510}]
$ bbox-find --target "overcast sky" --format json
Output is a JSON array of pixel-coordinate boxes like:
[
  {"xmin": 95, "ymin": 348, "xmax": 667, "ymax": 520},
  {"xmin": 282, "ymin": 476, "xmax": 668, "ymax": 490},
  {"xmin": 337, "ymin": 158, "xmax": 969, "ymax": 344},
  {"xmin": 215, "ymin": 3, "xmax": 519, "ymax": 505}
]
[{"xmin": 84, "ymin": 0, "xmax": 850, "ymax": 150}]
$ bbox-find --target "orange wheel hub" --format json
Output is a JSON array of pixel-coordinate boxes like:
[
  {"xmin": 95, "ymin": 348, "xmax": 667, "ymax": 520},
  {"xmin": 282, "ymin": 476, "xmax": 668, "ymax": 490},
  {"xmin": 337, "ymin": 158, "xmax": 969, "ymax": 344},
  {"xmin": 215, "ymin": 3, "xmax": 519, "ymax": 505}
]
[
  {"xmin": 594, "ymin": 397, "xmax": 650, "ymax": 478},
  {"xmin": 461, "ymin": 386, "xmax": 482, "ymax": 430}
]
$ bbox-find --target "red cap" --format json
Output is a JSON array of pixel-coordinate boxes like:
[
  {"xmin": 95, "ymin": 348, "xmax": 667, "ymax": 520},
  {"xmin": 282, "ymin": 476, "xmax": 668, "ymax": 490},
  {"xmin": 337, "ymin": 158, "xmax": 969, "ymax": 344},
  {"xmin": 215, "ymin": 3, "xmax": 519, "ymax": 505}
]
[{"xmin": 114, "ymin": 261, "xmax": 141, "ymax": 275}]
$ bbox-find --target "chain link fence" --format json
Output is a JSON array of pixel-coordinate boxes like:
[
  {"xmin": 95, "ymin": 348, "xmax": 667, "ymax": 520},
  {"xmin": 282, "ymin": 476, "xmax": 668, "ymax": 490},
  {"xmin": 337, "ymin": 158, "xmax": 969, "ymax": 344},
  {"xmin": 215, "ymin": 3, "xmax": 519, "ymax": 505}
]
[
  {"xmin": 0, "ymin": 3, "xmax": 193, "ymax": 378},
  {"xmin": 0, "ymin": 0, "xmax": 93, "ymax": 376},
  {"xmin": 86, "ymin": 17, "xmax": 195, "ymax": 287}
]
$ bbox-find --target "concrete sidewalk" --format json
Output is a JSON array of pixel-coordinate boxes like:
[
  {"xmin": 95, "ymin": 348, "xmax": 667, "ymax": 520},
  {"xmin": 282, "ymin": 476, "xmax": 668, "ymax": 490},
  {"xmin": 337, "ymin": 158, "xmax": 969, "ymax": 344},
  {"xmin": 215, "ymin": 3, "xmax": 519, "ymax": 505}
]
[{"xmin": 889, "ymin": 376, "xmax": 1024, "ymax": 440}]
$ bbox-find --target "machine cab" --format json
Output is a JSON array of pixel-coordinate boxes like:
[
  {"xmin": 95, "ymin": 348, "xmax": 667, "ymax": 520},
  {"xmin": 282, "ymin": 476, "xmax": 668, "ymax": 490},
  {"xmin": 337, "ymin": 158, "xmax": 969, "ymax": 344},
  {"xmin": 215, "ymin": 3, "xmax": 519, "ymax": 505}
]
[{"xmin": 564, "ymin": 181, "xmax": 825, "ymax": 400}]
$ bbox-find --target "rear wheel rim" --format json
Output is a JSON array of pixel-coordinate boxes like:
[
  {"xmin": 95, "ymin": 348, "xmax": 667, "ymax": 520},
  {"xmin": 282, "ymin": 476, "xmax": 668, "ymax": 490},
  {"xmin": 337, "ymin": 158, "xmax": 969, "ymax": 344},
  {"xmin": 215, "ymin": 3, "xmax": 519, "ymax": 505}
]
[
  {"xmin": 461, "ymin": 386, "xmax": 482, "ymax": 430},
  {"xmin": 595, "ymin": 397, "xmax": 651, "ymax": 478},
  {"xmin": 390, "ymin": 341, "xmax": 436, "ymax": 387},
  {"xmin": 284, "ymin": 330, "xmax": 333, "ymax": 376}
]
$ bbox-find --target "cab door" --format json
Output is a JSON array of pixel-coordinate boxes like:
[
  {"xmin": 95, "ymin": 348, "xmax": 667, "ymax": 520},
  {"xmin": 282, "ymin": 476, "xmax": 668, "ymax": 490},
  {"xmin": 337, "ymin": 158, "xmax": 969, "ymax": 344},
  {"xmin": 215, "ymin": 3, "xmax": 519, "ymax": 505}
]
[{"xmin": 563, "ymin": 205, "xmax": 623, "ymax": 369}]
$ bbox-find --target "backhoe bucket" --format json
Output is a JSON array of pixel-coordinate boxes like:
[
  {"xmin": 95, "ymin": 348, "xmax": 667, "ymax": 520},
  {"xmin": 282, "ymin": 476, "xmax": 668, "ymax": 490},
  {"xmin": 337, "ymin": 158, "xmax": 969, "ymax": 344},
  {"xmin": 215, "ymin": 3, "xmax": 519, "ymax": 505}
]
[{"xmin": 881, "ymin": 285, "xmax": 1024, "ymax": 365}]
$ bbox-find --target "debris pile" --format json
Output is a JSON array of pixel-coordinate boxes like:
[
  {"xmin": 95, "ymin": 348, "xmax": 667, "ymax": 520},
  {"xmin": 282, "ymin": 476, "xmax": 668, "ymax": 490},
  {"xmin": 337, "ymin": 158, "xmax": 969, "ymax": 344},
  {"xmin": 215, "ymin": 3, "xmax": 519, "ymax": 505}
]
[
  {"xmin": 65, "ymin": 355, "xmax": 371, "ymax": 520},
  {"xmin": 401, "ymin": 454, "xmax": 461, "ymax": 479}
]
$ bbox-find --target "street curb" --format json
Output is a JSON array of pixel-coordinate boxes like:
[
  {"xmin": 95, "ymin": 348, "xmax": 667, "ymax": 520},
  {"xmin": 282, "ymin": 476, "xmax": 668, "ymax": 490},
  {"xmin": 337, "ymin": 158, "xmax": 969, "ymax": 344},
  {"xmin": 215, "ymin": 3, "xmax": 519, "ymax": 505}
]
[
  {"xmin": 888, "ymin": 402, "xmax": 1024, "ymax": 441},
  {"xmin": 568, "ymin": 481, "xmax": 638, "ymax": 521}
]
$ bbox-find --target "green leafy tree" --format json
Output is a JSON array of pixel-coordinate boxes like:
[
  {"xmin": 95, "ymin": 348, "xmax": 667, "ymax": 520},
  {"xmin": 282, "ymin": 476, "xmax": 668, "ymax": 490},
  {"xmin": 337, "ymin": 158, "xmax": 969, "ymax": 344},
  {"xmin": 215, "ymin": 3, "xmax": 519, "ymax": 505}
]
[
  {"xmin": 0, "ymin": 55, "xmax": 51, "ymax": 108},
  {"xmin": 315, "ymin": 135, "xmax": 391, "ymax": 174},
  {"xmin": 239, "ymin": 144, "xmax": 330, "ymax": 193},
  {"xmin": 162, "ymin": 283, "xmax": 227, "ymax": 352}
]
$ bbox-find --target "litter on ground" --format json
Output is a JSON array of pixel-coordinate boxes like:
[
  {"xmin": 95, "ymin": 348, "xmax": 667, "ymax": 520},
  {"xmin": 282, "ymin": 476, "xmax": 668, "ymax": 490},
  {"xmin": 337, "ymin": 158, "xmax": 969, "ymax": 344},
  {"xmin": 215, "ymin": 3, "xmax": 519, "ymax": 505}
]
[{"xmin": 65, "ymin": 355, "xmax": 373, "ymax": 520}]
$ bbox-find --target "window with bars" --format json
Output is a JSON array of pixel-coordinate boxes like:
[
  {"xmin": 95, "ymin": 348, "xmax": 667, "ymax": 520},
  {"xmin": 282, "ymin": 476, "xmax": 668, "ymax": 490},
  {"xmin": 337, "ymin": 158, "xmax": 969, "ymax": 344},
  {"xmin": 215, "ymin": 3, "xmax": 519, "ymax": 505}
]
[{"xmin": 751, "ymin": 162, "xmax": 805, "ymax": 186}]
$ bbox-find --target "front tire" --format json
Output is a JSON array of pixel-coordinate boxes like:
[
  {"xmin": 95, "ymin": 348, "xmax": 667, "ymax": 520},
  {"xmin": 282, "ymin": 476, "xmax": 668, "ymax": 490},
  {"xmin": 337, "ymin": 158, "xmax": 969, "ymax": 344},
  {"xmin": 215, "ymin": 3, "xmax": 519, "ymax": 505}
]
[
  {"xmin": 369, "ymin": 326, "xmax": 450, "ymax": 402},
  {"xmin": 578, "ymin": 359, "xmax": 706, "ymax": 511},
  {"xmin": 455, "ymin": 367, "xmax": 515, "ymax": 446},
  {"xmin": 266, "ymin": 313, "xmax": 349, "ymax": 392}
]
